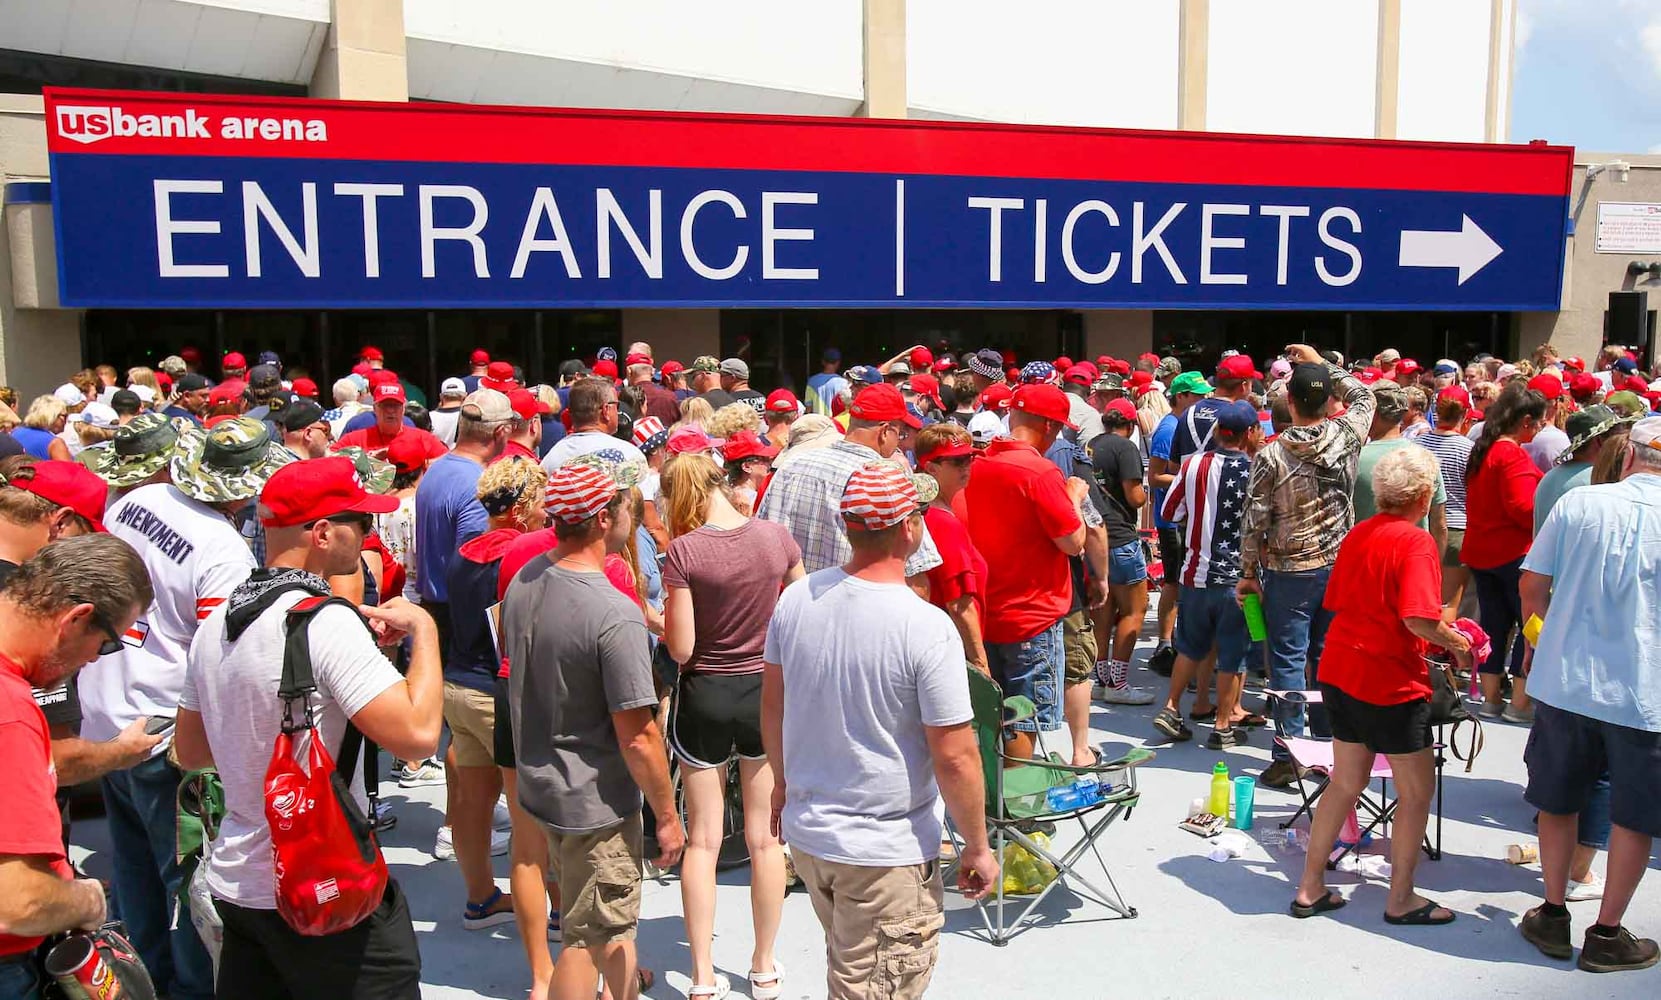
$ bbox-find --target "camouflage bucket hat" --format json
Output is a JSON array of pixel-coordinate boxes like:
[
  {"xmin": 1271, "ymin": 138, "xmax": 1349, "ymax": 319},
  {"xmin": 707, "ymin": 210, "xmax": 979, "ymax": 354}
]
[
  {"xmin": 332, "ymin": 445, "xmax": 396, "ymax": 495},
  {"xmin": 563, "ymin": 451, "xmax": 647, "ymax": 491},
  {"xmin": 169, "ymin": 416, "xmax": 293, "ymax": 503},
  {"xmin": 92, "ymin": 413, "xmax": 186, "ymax": 488}
]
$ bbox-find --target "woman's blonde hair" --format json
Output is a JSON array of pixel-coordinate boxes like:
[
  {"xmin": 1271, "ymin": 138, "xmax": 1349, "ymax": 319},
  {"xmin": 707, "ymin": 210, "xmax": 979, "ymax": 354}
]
[
  {"xmin": 474, "ymin": 455, "xmax": 548, "ymax": 529},
  {"xmin": 659, "ymin": 451, "xmax": 727, "ymax": 538},
  {"xmin": 75, "ymin": 422, "xmax": 117, "ymax": 446},
  {"xmin": 126, "ymin": 367, "xmax": 161, "ymax": 397},
  {"xmin": 1373, "ymin": 445, "xmax": 1439, "ymax": 513},
  {"xmin": 618, "ymin": 486, "xmax": 646, "ymax": 596},
  {"xmin": 678, "ymin": 396, "xmax": 714, "ymax": 426},
  {"xmin": 705, "ymin": 402, "xmax": 761, "ymax": 439},
  {"xmin": 1136, "ymin": 387, "xmax": 1171, "ymax": 438},
  {"xmin": 23, "ymin": 395, "xmax": 66, "ymax": 430}
]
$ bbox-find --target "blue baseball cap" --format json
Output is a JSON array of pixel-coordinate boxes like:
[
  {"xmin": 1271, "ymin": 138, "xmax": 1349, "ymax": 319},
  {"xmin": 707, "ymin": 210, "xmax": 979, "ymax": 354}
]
[
  {"xmin": 846, "ymin": 365, "xmax": 882, "ymax": 385},
  {"xmin": 822, "ymin": 347, "xmax": 841, "ymax": 362},
  {"xmin": 1215, "ymin": 399, "xmax": 1259, "ymax": 432},
  {"xmin": 1614, "ymin": 356, "xmax": 1638, "ymax": 373},
  {"xmin": 1433, "ymin": 361, "xmax": 1459, "ymax": 376}
]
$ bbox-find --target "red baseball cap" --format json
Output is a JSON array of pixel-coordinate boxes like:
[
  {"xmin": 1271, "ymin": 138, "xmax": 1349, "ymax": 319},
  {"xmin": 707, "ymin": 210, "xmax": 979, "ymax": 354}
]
[
  {"xmin": 1357, "ymin": 368, "xmax": 1385, "ymax": 385},
  {"xmin": 481, "ymin": 361, "xmax": 519, "ymax": 391},
  {"xmin": 351, "ymin": 361, "xmax": 373, "ymax": 377},
  {"xmin": 848, "ymin": 383, "xmax": 923, "ymax": 428},
  {"xmin": 1215, "ymin": 355, "xmax": 1263, "ymax": 381},
  {"xmin": 469, "ymin": 349, "xmax": 491, "ymax": 365},
  {"xmin": 1562, "ymin": 356, "xmax": 1585, "ymax": 372},
  {"xmin": 155, "ymin": 372, "xmax": 173, "ymax": 393},
  {"xmin": 260, "ymin": 456, "xmax": 400, "ymax": 528},
  {"xmin": 1108, "ymin": 359, "xmax": 1131, "ymax": 376},
  {"xmin": 222, "ymin": 352, "xmax": 247, "ymax": 371},
  {"xmin": 1062, "ymin": 364, "xmax": 1095, "ymax": 387},
  {"xmin": 1053, "ymin": 356, "xmax": 1074, "ymax": 372},
  {"xmin": 290, "ymin": 377, "xmax": 318, "ymax": 399},
  {"xmin": 905, "ymin": 374, "xmax": 945, "ymax": 410},
  {"xmin": 1005, "ymin": 367, "xmax": 1021, "ymax": 383},
  {"xmin": 1129, "ymin": 370, "xmax": 1155, "ymax": 386},
  {"xmin": 1139, "ymin": 352, "xmax": 1161, "ymax": 364},
  {"xmin": 1568, "ymin": 372, "xmax": 1602, "ymax": 400},
  {"xmin": 591, "ymin": 359, "xmax": 619, "ymax": 379},
  {"xmin": 385, "ymin": 433, "xmax": 430, "ymax": 474},
  {"xmin": 933, "ymin": 356, "xmax": 956, "ymax": 373},
  {"xmin": 1437, "ymin": 385, "xmax": 1472, "ymax": 408},
  {"xmin": 1397, "ymin": 358, "xmax": 1421, "ymax": 376},
  {"xmin": 765, "ymin": 388, "xmax": 800, "ymax": 413},
  {"xmin": 1527, "ymin": 373, "xmax": 1564, "ymax": 400},
  {"xmin": 180, "ymin": 346, "xmax": 202, "ymax": 363},
  {"xmin": 660, "ymin": 360, "xmax": 685, "ymax": 376},
  {"xmin": 208, "ymin": 381, "xmax": 245, "ymax": 406},
  {"xmin": 359, "ymin": 345, "xmax": 384, "ymax": 362},
  {"xmin": 624, "ymin": 352, "xmax": 653, "ymax": 368},
  {"xmin": 507, "ymin": 388, "xmax": 551, "ymax": 419},
  {"xmin": 915, "ymin": 438, "xmax": 974, "ymax": 467},
  {"xmin": 722, "ymin": 429, "xmax": 779, "ymax": 462},
  {"xmin": 12, "ymin": 461, "xmax": 108, "ymax": 531},
  {"xmin": 1096, "ymin": 355, "xmax": 1115, "ymax": 369},
  {"xmin": 910, "ymin": 346, "xmax": 934, "ymax": 370},
  {"xmin": 1010, "ymin": 383, "xmax": 1078, "ymax": 429},
  {"xmin": 980, "ymin": 382, "xmax": 1013, "ymax": 411},
  {"xmin": 1102, "ymin": 397, "xmax": 1137, "ymax": 422},
  {"xmin": 367, "ymin": 368, "xmax": 400, "ymax": 386},
  {"xmin": 372, "ymin": 382, "xmax": 407, "ymax": 405}
]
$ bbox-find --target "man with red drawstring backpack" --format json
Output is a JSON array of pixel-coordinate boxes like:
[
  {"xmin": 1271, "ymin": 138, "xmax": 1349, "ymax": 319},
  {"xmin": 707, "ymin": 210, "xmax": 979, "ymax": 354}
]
[{"xmin": 174, "ymin": 458, "xmax": 443, "ymax": 1000}]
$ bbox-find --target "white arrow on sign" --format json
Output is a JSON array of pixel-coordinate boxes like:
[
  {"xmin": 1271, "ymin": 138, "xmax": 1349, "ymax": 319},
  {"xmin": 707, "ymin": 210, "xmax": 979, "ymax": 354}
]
[{"xmin": 1398, "ymin": 214, "xmax": 1503, "ymax": 285}]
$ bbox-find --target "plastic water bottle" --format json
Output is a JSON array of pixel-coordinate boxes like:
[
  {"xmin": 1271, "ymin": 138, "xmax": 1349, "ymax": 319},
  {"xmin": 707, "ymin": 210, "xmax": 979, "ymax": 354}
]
[
  {"xmin": 1074, "ymin": 775, "xmax": 1103, "ymax": 806},
  {"xmin": 1046, "ymin": 784, "xmax": 1083, "ymax": 812},
  {"xmin": 1208, "ymin": 761, "xmax": 1231, "ymax": 820}
]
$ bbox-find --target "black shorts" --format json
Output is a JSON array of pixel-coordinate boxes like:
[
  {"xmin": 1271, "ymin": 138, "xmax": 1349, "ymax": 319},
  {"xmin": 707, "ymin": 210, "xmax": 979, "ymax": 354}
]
[
  {"xmin": 1157, "ymin": 527, "xmax": 1186, "ymax": 586},
  {"xmin": 669, "ymin": 671, "xmax": 765, "ymax": 769},
  {"xmin": 1525, "ymin": 701, "xmax": 1661, "ymax": 838},
  {"xmin": 1319, "ymin": 683, "xmax": 1433, "ymax": 756},
  {"xmin": 214, "ymin": 880, "xmax": 421, "ymax": 1000},
  {"xmin": 493, "ymin": 675, "xmax": 514, "ymax": 769}
]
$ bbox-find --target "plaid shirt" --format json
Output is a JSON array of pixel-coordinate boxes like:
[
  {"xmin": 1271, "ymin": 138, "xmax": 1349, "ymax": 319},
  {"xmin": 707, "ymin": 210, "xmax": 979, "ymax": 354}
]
[{"xmin": 758, "ymin": 440, "xmax": 942, "ymax": 576}]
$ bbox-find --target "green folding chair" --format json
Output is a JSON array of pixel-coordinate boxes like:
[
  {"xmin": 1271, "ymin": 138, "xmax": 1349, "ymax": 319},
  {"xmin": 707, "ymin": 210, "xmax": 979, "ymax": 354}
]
[{"xmin": 948, "ymin": 667, "xmax": 1153, "ymax": 945}]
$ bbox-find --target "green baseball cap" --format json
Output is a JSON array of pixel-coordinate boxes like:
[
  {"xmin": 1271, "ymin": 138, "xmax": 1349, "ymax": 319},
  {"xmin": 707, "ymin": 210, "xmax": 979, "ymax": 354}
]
[
  {"xmin": 1168, "ymin": 372, "xmax": 1213, "ymax": 396},
  {"xmin": 690, "ymin": 356, "xmax": 721, "ymax": 374}
]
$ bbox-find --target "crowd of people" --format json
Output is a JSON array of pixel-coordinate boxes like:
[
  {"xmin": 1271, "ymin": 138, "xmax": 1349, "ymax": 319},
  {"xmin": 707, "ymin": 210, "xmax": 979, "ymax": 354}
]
[{"xmin": 0, "ymin": 334, "xmax": 1658, "ymax": 1000}]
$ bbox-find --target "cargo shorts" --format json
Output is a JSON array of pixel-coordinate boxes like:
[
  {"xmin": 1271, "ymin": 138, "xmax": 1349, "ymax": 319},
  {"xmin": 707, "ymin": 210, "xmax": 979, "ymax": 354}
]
[{"xmin": 544, "ymin": 812, "xmax": 644, "ymax": 948}]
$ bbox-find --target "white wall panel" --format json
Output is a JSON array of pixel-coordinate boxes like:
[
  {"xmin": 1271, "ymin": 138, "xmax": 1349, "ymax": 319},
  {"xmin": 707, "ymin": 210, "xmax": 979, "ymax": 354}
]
[
  {"xmin": 1207, "ymin": 0, "xmax": 1377, "ymax": 138},
  {"xmin": 1396, "ymin": 0, "xmax": 1490, "ymax": 142},
  {"xmin": 907, "ymin": 0, "xmax": 1180, "ymax": 127},
  {"xmin": 404, "ymin": 0, "xmax": 863, "ymax": 102}
]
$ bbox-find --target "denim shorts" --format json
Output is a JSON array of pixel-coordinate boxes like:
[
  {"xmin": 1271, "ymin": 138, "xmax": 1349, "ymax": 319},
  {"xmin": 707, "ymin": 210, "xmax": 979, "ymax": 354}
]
[
  {"xmin": 1524, "ymin": 701, "xmax": 1661, "ymax": 838},
  {"xmin": 987, "ymin": 619, "xmax": 1064, "ymax": 734},
  {"xmin": 1173, "ymin": 584, "xmax": 1250, "ymax": 673},
  {"xmin": 1107, "ymin": 539, "xmax": 1148, "ymax": 586}
]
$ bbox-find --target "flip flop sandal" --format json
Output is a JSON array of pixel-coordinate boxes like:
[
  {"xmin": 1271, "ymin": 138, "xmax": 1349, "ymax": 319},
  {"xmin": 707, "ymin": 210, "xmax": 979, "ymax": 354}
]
[
  {"xmin": 1290, "ymin": 890, "xmax": 1347, "ymax": 919},
  {"xmin": 749, "ymin": 961, "xmax": 785, "ymax": 1000},
  {"xmin": 595, "ymin": 968, "xmax": 657, "ymax": 999},
  {"xmin": 1384, "ymin": 901, "xmax": 1456, "ymax": 926},
  {"xmin": 1234, "ymin": 712, "xmax": 1269, "ymax": 728},
  {"xmin": 1077, "ymin": 747, "xmax": 1104, "ymax": 768},
  {"xmin": 1189, "ymin": 708, "xmax": 1218, "ymax": 722}
]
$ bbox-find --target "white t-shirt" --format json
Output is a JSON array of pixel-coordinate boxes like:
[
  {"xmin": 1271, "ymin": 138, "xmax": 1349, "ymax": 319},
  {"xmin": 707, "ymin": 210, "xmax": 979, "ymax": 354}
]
[
  {"xmin": 763, "ymin": 568, "xmax": 970, "ymax": 866},
  {"xmin": 78, "ymin": 484, "xmax": 256, "ymax": 743},
  {"xmin": 180, "ymin": 593, "xmax": 402, "ymax": 909},
  {"xmin": 375, "ymin": 493, "xmax": 420, "ymax": 602},
  {"xmin": 539, "ymin": 430, "xmax": 647, "ymax": 474}
]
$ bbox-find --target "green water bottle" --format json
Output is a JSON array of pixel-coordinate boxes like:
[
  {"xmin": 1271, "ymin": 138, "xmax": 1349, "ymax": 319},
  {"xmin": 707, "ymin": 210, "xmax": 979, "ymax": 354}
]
[
  {"xmin": 1242, "ymin": 591, "xmax": 1268, "ymax": 643},
  {"xmin": 1209, "ymin": 761, "xmax": 1231, "ymax": 819}
]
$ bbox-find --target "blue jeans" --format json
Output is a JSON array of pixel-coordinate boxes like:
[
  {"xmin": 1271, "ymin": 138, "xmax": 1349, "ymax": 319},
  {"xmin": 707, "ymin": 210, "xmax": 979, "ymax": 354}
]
[
  {"xmin": 101, "ymin": 755, "xmax": 214, "ymax": 1000},
  {"xmin": 1262, "ymin": 568, "xmax": 1334, "ymax": 762},
  {"xmin": 0, "ymin": 958, "xmax": 42, "ymax": 1000},
  {"xmin": 986, "ymin": 620, "xmax": 1064, "ymax": 734}
]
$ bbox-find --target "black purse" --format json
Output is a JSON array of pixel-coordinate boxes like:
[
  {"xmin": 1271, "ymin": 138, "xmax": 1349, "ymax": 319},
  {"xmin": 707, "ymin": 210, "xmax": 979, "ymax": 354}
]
[{"xmin": 1425, "ymin": 652, "xmax": 1483, "ymax": 771}]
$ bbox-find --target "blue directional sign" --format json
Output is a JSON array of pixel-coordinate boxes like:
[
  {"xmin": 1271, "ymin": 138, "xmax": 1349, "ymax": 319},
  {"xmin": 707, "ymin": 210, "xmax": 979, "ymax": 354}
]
[{"xmin": 44, "ymin": 89, "xmax": 1573, "ymax": 312}]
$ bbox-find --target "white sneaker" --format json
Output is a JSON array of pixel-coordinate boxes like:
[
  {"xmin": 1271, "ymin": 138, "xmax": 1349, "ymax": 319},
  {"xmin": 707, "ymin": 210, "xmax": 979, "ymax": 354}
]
[
  {"xmin": 1094, "ymin": 683, "xmax": 1155, "ymax": 706},
  {"xmin": 397, "ymin": 758, "xmax": 446, "ymax": 787},
  {"xmin": 493, "ymin": 797, "xmax": 511, "ymax": 831},
  {"xmin": 433, "ymin": 826, "xmax": 511, "ymax": 861},
  {"xmin": 1566, "ymin": 871, "xmax": 1605, "ymax": 902}
]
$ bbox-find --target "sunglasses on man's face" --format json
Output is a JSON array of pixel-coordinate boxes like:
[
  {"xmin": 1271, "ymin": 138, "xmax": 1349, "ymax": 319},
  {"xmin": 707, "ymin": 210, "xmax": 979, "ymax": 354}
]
[{"xmin": 73, "ymin": 598, "xmax": 123, "ymax": 656}]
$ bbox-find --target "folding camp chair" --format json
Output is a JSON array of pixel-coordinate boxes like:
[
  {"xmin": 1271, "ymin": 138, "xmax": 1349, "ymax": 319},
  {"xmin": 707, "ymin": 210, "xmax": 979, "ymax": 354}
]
[
  {"xmin": 948, "ymin": 667, "xmax": 1154, "ymax": 945},
  {"xmin": 1265, "ymin": 689, "xmax": 1445, "ymax": 866}
]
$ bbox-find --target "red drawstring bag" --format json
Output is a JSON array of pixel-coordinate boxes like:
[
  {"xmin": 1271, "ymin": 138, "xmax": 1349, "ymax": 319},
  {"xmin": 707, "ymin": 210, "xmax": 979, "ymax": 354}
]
[{"xmin": 264, "ymin": 596, "xmax": 387, "ymax": 936}]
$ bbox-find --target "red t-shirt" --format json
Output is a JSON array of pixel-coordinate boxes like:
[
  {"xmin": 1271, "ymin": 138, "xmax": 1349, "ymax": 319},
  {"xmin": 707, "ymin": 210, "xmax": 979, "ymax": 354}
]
[
  {"xmin": 494, "ymin": 530, "xmax": 642, "ymax": 677},
  {"xmin": 1460, "ymin": 438, "xmax": 1540, "ymax": 569},
  {"xmin": 0, "ymin": 654, "xmax": 73, "ymax": 956},
  {"xmin": 334, "ymin": 425, "xmax": 447, "ymax": 461},
  {"xmin": 923, "ymin": 504, "xmax": 986, "ymax": 623},
  {"xmin": 962, "ymin": 438, "xmax": 1082, "ymax": 644},
  {"xmin": 1317, "ymin": 515, "xmax": 1445, "ymax": 705}
]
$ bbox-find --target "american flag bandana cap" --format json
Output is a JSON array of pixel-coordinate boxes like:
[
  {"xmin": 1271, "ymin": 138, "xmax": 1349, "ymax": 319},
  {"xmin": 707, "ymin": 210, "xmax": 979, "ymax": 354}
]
[
  {"xmin": 1020, "ymin": 361, "xmax": 1056, "ymax": 384},
  {"xmin": 841, "ymin": 462, "xmax": 920, "ymax": 531},
  {"xmin": 545, "ymin": 462, "xmax": 618, "ymax": 523},
  {"xmin": 631, "ymin": 416, "xmax": 668, "ymax": 451}
]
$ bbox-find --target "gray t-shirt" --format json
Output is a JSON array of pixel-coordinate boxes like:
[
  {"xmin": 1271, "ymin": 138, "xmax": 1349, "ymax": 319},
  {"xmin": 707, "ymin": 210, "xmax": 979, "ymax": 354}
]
[
  {"xmin": 763, "ymin": 568, "xmax": 971, "ymax": 867},
  {"xmin": 504, "ymin": 559, "xmax": 656, "ymax": 834}
]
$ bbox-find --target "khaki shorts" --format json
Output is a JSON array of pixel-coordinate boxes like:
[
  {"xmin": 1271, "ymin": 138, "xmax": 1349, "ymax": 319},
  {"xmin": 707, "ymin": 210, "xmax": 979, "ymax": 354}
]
[
  {"xmin": 545, "ymin": 813, "xmax": 644, "ymax": 949},
  {"xmin": 793, "ymin": 852, "xmax": 944, "ymax": 1000},
  {"xmin": 442, "ymin": 681, "xmax": 497, "ymax": 768},
  {"xmin": 1062, "ymin": 609, "xmax": 1098, "ymax": 685},
  {"xmin": 1441, "ymin": 528, "xmax": 1466, "ymax": 569}
]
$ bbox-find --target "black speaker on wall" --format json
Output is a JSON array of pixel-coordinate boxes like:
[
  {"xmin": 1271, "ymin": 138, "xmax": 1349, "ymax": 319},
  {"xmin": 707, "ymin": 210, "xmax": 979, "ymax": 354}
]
[{"xmin": 1608, "ymin": 290, "xmax": 1651, "ymax": 355}]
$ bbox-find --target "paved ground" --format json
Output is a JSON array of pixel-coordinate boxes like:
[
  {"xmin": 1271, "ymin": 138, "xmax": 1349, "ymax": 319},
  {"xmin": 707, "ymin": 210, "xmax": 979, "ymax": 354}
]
[{"xmin": 72, "ymin": 609, "xmax": 1661, "ymax": 999}]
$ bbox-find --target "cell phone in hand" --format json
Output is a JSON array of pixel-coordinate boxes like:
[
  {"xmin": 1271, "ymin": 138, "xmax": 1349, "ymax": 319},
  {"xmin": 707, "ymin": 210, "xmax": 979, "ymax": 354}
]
[{"xmin": 144, "ymin": 716, "xmax": 176, "ymax": 736}]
